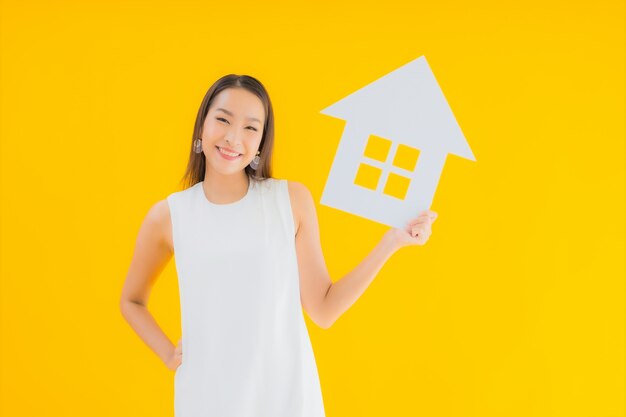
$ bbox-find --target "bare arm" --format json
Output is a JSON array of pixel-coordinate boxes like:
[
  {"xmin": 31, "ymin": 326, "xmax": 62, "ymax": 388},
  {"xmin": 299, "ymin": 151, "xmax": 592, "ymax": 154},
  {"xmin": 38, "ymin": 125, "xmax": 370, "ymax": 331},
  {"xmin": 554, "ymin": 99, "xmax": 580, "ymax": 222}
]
[
  {"xmin": 289, "ymin": 181, "xmax": 334, "ymax": 329},
  {"xmin": 289, "ymin": 181, "xmax": 437, "ymax": 329},
  {"xmin": 322, "ymin": 233, "xmax": 398, "ymax": 327},
  {"xmin": 119, "ymin": 199, "xmax": 180, "ymax": 371}
]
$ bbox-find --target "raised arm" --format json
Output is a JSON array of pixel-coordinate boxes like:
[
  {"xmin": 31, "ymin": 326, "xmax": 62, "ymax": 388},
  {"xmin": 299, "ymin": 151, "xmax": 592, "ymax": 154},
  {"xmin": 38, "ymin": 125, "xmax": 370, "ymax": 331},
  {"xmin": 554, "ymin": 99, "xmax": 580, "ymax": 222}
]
[
  {"xmin": 119, "ymin": 199, "xmax": 180, "ymax": 371},
  {"xmin": 288, "ymin": 181, "xmax": 437, "ymax": 329}
]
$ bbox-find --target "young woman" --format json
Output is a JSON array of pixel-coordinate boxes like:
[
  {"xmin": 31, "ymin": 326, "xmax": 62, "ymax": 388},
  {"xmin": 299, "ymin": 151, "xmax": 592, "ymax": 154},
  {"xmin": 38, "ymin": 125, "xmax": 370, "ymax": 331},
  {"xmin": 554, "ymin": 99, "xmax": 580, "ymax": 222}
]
[{"xmin": 119, "ymin": 74, "xmax": 437, "ymax": 416}]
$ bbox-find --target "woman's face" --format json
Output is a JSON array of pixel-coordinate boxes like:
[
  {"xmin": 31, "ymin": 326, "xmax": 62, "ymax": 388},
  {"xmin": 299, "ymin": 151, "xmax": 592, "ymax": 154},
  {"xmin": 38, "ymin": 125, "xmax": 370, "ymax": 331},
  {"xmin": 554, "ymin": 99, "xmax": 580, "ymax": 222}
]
[{"xmin": 201, "ymin": 87, "xmax": 265, "ymax": 175}]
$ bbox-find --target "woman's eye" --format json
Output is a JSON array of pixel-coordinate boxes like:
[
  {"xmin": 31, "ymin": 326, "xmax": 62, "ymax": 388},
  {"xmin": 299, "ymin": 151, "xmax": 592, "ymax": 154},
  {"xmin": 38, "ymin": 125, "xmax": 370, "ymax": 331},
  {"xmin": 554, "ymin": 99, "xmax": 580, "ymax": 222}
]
[{"xmin": 216, "ymin": 117, "xmax": 256, "ymax": 131}]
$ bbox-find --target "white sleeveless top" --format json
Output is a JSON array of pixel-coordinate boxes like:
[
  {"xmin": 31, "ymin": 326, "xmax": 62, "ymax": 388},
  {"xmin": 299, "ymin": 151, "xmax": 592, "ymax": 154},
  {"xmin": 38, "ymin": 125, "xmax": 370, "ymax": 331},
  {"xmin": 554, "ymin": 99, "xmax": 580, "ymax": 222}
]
[{"xmin": 166, "ymin": 177, "xmax": 326, "ymax": 417}]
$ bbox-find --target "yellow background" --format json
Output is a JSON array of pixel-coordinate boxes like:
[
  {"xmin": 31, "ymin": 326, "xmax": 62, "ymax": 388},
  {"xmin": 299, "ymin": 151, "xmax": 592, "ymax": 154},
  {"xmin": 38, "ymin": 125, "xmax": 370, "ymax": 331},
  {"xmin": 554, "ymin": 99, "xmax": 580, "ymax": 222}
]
[{"xmin": 1, "ymin": 0, "xmax": 624, "ymax": 416}]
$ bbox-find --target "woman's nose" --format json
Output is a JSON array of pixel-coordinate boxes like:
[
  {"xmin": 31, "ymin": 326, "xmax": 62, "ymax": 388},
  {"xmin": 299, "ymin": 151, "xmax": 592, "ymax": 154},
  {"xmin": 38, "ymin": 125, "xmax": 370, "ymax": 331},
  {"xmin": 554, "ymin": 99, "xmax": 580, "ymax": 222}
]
[{"xmin": 225, "ymin": 128, "xmax": 243, "ymax": 145}]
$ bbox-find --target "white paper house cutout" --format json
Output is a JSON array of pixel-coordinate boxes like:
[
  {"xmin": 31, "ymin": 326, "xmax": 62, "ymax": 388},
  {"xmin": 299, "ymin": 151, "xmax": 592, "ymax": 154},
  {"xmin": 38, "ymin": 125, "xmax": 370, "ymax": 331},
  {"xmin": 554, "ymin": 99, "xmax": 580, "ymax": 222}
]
[{"xmin": 319, "ymin": 55, "xmax": 476, "ymax": 229}]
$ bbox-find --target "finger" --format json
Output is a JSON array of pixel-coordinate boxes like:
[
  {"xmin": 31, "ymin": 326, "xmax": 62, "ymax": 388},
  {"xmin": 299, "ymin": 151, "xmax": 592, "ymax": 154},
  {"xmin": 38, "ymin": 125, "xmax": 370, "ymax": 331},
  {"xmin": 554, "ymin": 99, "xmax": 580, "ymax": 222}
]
[
  {"xmin": 408, "ymin": 212, "xmax": 429, "ymax": 223},
  {"xmin": 414, "ymin": 223, "xmax": 432, "ymax": 236},
  {"xmin": 409, "ymin": 221, "xmax": 427, "ymax": 229},
  {"xmin": 413, "ymin": 222, "xmax": 428, "ymax": 231},
  {"xmin": 408, "ymin": 217, "xmax": 429, "ymax": 227}
]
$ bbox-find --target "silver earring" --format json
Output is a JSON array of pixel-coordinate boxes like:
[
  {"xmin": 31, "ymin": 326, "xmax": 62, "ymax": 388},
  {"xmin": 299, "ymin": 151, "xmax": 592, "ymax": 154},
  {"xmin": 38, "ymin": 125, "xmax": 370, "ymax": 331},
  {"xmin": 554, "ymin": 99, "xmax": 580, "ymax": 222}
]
[
  {"xmin": 193, "ymin": 138, "xmax": 202, "ymax": 154},
  {"xmin": 249, "ymin": 151, "xmax": 261, "ymax": 170}
]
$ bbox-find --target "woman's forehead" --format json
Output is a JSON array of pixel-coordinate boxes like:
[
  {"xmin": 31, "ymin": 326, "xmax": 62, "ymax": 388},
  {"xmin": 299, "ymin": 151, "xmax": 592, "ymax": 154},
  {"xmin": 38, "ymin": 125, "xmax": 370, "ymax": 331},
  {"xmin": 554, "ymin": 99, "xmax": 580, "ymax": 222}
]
[{"xmin": 212, "ymin": 88, "xmax": 264, "ymax": 115}]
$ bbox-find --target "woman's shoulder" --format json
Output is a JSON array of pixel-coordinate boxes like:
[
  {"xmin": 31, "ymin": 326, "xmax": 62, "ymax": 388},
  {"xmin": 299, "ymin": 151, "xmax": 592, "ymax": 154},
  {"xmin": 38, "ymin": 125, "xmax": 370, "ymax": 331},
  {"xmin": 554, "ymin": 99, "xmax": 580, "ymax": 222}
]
[
  {"xmin": 285, "ymin": 179, "xmax": 311, "ymax": 196},
  {"xmin": 285, "ymin": 180, "xmax": 315, "ymax": 237},
  {"xmin": 166, "ymin": 182, "xmax": 200, "ymax": 200},
  {"xmin": 140, "ymin": 198, "xmax": 173, "ymax": 254}
]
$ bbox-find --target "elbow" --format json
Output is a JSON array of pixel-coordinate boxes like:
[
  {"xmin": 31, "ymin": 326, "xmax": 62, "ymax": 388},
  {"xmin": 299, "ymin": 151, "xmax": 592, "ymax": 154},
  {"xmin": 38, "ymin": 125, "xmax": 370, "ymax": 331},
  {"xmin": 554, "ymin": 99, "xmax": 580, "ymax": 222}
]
[
  {"xmin": 119, "ymin": 297, "xmax": 142, "ymax": 317},
  {"xmin": 319, "ymin": 284, "xmax": 334, "ymax": 329},
  {"xmin": 318, "ymin": 315, "xmax": 335, "ymax": 330},
  {"xmin": 120, "ymin": 296, "xmax": 146, "ymax": 310},
  {"xmin": 322, "ymin": 320, "xmax": 336, "ymax": 330},
  {"xmin": 309, "ymin": 312, "xmax": 333, "ymax": 330},
  {"xmin": 119, "ymin": 298, "xmax": 129, "ymax": 318}
]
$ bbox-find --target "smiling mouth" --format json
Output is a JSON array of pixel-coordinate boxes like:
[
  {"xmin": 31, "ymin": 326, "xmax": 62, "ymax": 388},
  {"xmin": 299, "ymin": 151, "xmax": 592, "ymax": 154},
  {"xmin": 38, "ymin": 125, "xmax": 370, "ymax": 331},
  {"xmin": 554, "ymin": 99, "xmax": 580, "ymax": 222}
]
[{"xmin": 216, "ymin": 146, "xmax": 242, "ymax": 157}]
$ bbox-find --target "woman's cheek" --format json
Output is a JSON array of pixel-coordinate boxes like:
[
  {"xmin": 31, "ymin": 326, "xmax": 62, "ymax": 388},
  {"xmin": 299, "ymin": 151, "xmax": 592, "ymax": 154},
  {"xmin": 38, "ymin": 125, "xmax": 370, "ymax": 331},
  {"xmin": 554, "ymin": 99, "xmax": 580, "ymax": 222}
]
[
  {"xmin": 206, "ymin": 124, "xmax": 220, "ymax": 135},
  {"xmin": 208, "ymin": 119, "xmax": 226, "ymax": 132}
]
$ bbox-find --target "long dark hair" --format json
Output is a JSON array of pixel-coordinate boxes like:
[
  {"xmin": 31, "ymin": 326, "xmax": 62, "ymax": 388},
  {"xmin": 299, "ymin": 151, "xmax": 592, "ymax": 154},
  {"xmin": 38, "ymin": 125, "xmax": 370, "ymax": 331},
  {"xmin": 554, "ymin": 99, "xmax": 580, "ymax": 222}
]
[{"xmin": 179, "ymin": 74, "xmax": 275, "ymax": 190}]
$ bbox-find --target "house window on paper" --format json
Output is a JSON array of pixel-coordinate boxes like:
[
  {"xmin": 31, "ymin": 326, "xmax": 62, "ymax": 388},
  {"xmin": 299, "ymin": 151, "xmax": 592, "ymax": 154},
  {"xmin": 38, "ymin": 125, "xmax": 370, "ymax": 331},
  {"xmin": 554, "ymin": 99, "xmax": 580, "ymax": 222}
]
[{"xmin": 354, "ymin": 134, "xmax": 420, "ymax": 200}]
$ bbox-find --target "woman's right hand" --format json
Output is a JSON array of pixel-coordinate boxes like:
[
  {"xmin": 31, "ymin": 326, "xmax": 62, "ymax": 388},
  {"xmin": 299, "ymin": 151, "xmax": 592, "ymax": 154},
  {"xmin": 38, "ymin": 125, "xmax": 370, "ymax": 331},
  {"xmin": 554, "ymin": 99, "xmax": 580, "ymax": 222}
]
[{"xmin": 166, "ymin": 338, "xmax": 183, "ymax": 371}]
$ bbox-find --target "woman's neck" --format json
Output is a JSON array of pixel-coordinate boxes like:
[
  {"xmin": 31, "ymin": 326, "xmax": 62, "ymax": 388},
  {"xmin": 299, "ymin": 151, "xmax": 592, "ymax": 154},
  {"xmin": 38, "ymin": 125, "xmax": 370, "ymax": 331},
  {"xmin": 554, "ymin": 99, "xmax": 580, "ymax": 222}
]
[{"xmin": 201, "ymin": 170, "xmax": 249, "ymax": 205}]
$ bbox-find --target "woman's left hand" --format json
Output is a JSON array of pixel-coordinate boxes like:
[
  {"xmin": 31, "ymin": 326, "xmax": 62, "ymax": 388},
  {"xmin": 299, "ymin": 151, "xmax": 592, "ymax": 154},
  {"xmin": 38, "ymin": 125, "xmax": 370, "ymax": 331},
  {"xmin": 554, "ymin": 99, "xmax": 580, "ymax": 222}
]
[{"xmin": 386, "ymin": 210, "xmax": 438, "ymax": 250}]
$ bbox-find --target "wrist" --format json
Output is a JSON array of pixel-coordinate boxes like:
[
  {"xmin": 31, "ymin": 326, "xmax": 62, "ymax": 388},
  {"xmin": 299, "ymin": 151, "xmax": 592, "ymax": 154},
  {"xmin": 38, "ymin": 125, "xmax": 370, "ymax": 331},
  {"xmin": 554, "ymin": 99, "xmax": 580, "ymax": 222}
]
[{"xmin": 382, "ymin": 230, "xmax": 402, "ymax": 253}]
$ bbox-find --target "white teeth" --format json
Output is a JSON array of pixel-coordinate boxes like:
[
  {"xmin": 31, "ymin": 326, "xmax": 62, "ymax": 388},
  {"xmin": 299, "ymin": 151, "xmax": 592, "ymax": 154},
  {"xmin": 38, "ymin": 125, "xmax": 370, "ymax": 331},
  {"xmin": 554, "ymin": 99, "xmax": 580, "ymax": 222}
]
[{"xmin": 218, "ymin": 147, "xmax": 241, "ymax": 157}]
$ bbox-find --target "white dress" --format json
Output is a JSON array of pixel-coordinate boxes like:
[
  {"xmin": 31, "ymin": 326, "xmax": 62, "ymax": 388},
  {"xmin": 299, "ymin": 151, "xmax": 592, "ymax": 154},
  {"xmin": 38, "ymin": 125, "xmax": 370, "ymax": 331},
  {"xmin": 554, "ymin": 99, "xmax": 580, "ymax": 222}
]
[{"xmin": 166, "ymin": 177, "xmax": 326, "ymax": 417}]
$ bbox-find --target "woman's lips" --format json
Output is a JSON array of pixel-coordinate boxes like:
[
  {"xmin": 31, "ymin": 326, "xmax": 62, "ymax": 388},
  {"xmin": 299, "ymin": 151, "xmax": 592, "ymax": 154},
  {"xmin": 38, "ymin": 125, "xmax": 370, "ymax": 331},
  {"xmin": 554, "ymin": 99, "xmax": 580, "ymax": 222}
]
[{"xmin": 215, "ymin": 146, "xmax": 242, "ymax": 161}]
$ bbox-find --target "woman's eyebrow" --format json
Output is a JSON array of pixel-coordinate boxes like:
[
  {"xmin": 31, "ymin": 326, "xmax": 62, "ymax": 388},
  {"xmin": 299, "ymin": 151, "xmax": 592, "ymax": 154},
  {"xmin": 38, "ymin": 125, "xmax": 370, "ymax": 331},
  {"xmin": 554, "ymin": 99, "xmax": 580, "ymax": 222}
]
[{"xmin": 216, "ymin": 107, "xmax": 261, "ymax": 124}]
